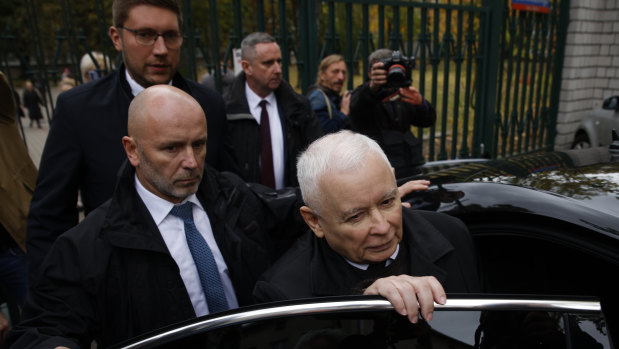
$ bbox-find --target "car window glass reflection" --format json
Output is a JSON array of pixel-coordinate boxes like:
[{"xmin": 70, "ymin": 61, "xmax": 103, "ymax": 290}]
[{"xmin": 143, "ymin": 309, "xmax": 608, "ymax": 349}]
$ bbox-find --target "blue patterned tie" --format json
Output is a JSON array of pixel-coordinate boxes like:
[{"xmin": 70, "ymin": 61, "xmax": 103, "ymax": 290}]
[{"xmin": 169, "ymin": 202, "xmax": 229, "ymax": 313}]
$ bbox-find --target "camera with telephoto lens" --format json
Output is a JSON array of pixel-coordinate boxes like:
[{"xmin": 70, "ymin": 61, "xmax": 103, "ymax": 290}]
[{"xmin": 379, "ymin": 51, "xmax": 415, "ymax": 89}]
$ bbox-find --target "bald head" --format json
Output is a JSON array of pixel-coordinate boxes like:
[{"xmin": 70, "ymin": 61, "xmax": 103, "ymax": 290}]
[
  {"xmin": 123, "ymin": 84, "xmax": 208, "ymax": 203},
  {"xmin": 127, "ymin": 85, "xmax": 205, "ymax": 141}
]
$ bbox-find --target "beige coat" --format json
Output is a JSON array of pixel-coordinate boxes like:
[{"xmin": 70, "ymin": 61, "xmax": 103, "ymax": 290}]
[{"xmin": 0, "ymin": 72, "xmax": 38, "ymax": 251}]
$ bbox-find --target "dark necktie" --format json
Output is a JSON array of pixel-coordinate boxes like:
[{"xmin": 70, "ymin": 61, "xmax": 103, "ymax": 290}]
[
  {"xmin": 169, "ymin": 202, "xmax": 229, "ymax": 313},
  {"xmin": 259, "ymin": 100, "xmax": 275, "ymax": 188},
  {"xmin": 367, "ymin": 261, "xmax": 387, "ymax": 271}
]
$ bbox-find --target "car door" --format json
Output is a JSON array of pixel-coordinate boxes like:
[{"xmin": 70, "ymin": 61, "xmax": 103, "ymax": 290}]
[{"xmin": 113, "ymin": 297, "xmax": 612, "ymax": 349}]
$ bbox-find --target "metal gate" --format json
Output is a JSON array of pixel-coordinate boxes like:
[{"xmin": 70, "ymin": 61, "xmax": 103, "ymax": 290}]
[{"xmin": 0, "ymin": 0, "xmax": 569, "ymax": 160}]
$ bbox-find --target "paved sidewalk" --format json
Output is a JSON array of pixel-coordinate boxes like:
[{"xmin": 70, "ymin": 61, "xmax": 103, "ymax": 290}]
[{"xmin": 18, "ymin": 117, "xmax": 49, "ymax": 168}]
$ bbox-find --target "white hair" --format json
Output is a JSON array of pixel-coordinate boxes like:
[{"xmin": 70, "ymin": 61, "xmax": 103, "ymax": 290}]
[{"xmin": 297, "ymin": 130, "xmax": 392, "ymax": 213}]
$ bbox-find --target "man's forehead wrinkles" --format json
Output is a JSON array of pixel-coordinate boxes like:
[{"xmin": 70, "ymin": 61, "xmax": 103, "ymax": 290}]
[
  {"xmin": 336, "ymin": 187, "xmax": 397, "ymax": 218},
  {"xmin": 383, "ymin": 187, "xmax": 399, "ymax": 199}
]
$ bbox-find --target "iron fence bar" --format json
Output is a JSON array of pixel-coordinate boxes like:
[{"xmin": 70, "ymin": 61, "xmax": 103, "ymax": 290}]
[
  {"xmin": 533, "ymin": 16, "xmax": 550, "ymax": 148},
  {"xmin": 222, "ymin": 30, "xmax": 235, "ymax": 72},
  {"xmin": 287, "ymin": 33, "xmax": 303, "ymax": 90},
  {"xmin": 408, "ymin": 4, "xmax": 423, "ymax": 159},
  {"xmin": 298, "ymin": 0, "xmax": 308, "ymax": 93},
  {"xmin": 389, "ymin": 6, "xmax": 399, "ymax": 50},
  {"xmin": 501, "ymin": 8, "xmax": 516, "ymax": 157},
  {"xmin": 180, "ymin": 0, "xmax": 195, "ymax": 81},
  {"xmin": 328, "ymin": 1, "xmax": 336, "ymax": 54},
  {"xmin": 417, "ymin": 6, "xmax": 429, "ymax": 99},
  {"xmin": 257, "ymin": 0, "xmax": 265, "ymax": 32},
  {"xmin": 24, "ymin": 0, "xmax": 53, "ymax": 122},
  {"xmin": 208, "ymin": 1, "xmax": 221, "ymax": 91},
  {"xmin": 450, "ymin": 4, "xmax": 464, "ymax": 159},
  {"xmin": 437, "ymin": 8, "xmax": 452, "ymax": 161},
  {"xmin": 59, "ymin": 0, "xmax": 80, "ymax": 85},
  {"xmin": 345, "ymin": 3, "xmax": 354, "ymax": 93},
  {"xmin": 459, "ymin": 10, "xmax": 475, "ymax": 158},
  {"xmin": 2, "ymin": 27, "xmax": 33, "ymax": 88},
  {"xmin": 406, "ymin": 6, "xmax": 414, "ymax": 57},
  {"xmin": 476, "ymin": 1, "xmax": 499, "ymax": 158},
  {"xmin": 308, "ymin": 0, "xmax": 320, "ymax": 93},
  {"xmin": 527, "ymin": 14, "xmax": 542, "ymax": 150},
  {"xmin": 535, "ymin": 7, "xmax": 551, "ymax": 149},
  {"xmin": 427, "ymin": 4, "xmax": 440, "ymax": 161},
  {"xmin": 509, "ymin": 11, "xmax": 525, "ymax": 155},
  {"xmin": 378, "ymin": 4, "xmax": 385, "ymax": 49},
  {"xmin": 298, "ymin": 0, "xmax": 309, "ymax": 93},
  {"xmin": 233, "ymin": 0, "xmax": 242, "ymax": 47},
  {"xmin": 492, "ymin": 3, "xmax": 506, "ymax": 159},
  {"xmin": 52, "ymin": 28, "xmax": 67, "ymax": 83},
  {"xmin": 278, "ymin": 0, "xmax": 289, "ymax": 82},
  {"xmin": 518, "ymin": 12, "xmax": 533, "ymax": 153},
  {"xmin": 546, "ymin": 0, "xmax": 569, "ymax": 150},
  {"xmin": 1, "ymin": 34, "xmax": 28, "ymax": 148},
  {"xmin": 360, "ymin": 4, "xmax": 370, "ymax": 81},
  {"xmin": 270, "ymin": 0, "xmax": 277, "ymax": 34},
  {"xmin": 94, "ymin": 0, "xmax": 112, "ymax": 74},
  {"xmin": 470, "ymin": 6, "xmax": 485, "ymax": 158},
  {"xmin": 195, "ymin": 29, "xmax": 211, "ymax": 73}
]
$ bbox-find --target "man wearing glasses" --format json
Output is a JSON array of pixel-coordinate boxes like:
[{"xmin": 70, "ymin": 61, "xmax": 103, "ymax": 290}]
[{"xmin": 26, "ymin": 0, "xmax": 234, "ymax": 283}]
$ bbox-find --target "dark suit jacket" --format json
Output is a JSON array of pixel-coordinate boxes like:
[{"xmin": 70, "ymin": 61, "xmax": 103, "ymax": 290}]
[
  {"xmin": 26, "ymin": 65, "xmax": 234, "ymax": 280},
  {"xmin": 253, "ymin": 209, "xmax": 483, "ymax": 302},
  {"xmin": 9, "ymin": 163, "xmax": 302, "ymax": 348}
]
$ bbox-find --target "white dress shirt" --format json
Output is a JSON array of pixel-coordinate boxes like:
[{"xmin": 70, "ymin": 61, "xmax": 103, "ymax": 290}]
[
  {"xmin": 245, "ymin": 82, "xmax": 285, "ymax": 189},
  {"xmin": 346, "ymin": 244, "xmax": 400, "ymax": 270},
  {"xmin": 134, "ymin": 175, "xmax": 239, "ymax": 316}
]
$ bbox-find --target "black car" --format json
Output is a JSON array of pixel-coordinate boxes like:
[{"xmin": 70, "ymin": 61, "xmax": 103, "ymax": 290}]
[
  {"xmin": 117, "ymin": 147, "xmax": 619, "ymax": 348},
  {"xmin": 402, "ymin": 146, "xmax": 619, "ymax": 345},
  {"xmin": 115, "ymin": 295, "xmax": 611, "ymax": 348}
]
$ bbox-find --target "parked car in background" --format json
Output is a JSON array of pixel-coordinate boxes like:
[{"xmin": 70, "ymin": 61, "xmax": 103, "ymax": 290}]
[{"xmin": 572, "ymin": 95, "xmax": 619, "ymax": 149}]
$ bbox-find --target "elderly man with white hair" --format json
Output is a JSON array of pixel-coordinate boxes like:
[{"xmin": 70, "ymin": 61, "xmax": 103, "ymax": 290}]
[{"xmin": 254, "ymin": 130, "xmax": 482, "ymax": 323}]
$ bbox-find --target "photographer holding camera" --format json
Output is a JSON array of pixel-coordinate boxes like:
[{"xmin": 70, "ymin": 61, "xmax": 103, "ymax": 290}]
[{"xmin": 350, "ymin": 49, "xmax": 436, "ymax": 179}]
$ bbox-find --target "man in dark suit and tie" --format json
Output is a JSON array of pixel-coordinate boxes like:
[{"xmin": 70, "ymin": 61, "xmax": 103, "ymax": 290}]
[
  {"xmin": 7, "ymin": 85, "xmax": 301, "ymax": 348},
  {"xmin": 225, "ymin": 32, "xmax": 323, "ymax": 189},
  {"xmin": 26, "ymin": 0, "xmax": 236, "ymax": 283}
]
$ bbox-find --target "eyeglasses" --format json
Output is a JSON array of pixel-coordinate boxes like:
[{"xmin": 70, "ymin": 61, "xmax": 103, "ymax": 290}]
[{"xmin": 119, "ymin": 26, "xmax": 183, "ymax": 49}]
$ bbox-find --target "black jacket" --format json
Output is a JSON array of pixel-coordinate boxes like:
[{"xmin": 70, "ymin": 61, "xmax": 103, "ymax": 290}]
[
  {"xmin": 8, "ymin": 162, "xmax": 302, "ymax": 348},
  {"xmin": 349, "ymin": 83, "xmax": 436, "ymax": 178},
  {"xmin": 26, "ymin": 65, "xmax": 236, "ymax": 281},
  {"xmin": 306, "ymin": 85, "xmax": 349, "ymax": 133},
  {"xmin": 253, "ymin": 209, "xmax": 482, "ymax": 302},
  {"xmin": 224, "ymin": 72, "xmax": 323, "ymax": 187}
]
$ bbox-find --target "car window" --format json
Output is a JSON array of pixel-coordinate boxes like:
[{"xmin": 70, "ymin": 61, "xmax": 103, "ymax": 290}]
[{"xmin": 129, "ymin": 308, "xmax": 609, "ymax": 349}]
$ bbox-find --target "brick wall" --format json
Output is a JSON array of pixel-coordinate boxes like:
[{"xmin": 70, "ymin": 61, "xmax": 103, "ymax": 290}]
[{"xmin": 555, "ymin": 0, "xmax": 619, "ymax": 149}]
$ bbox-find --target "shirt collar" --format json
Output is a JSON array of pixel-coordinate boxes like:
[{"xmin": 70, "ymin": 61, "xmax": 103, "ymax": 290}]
[
  {"xmin": 124, "ymin": 69, "xmax": 173, "ymax": 97},
  {"xmin": 134, "ymin": 173, "xmax": 203, "ymax": 225},
  {"xmin": 345, "ymin": 244, "xmax": 400, "ymax": 271},
  {"xmin": 245, "ymin": 81, "xmax": 276, "ymax": 108}
]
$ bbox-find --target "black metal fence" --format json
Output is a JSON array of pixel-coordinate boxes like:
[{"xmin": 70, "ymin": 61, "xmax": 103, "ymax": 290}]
[{"xmin": 0, "ymin": 0, "xmax": 569, "ymax": 160}]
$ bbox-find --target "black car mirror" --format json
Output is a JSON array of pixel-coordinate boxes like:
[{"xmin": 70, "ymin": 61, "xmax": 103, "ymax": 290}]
[{"xmin": 602, "ymin": 95, "xmax": 619, "ymax": 111}]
